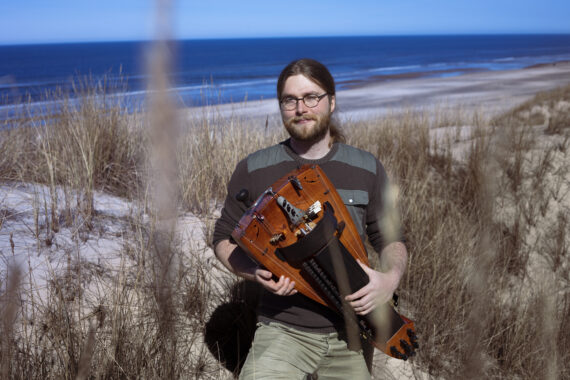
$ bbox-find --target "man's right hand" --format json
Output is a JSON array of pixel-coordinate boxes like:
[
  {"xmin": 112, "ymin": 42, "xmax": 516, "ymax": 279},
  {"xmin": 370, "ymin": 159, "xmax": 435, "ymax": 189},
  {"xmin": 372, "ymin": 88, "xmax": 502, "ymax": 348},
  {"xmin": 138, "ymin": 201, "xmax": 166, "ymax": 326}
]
[
  {"xmin": 254, "ymin": 267, "xmax": 297, "ymax": 296},
  {"xmin": 214, "ymin": 239, "xmax": 297, "ymax": 296}
]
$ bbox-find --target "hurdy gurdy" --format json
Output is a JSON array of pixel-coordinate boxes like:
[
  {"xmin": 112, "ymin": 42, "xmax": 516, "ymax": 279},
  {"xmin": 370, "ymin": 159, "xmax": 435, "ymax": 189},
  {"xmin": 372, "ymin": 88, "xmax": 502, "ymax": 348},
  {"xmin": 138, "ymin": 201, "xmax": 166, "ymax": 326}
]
[{"xmin": 231, "ymin": 164, "xmax": 418, "ymax": 360}]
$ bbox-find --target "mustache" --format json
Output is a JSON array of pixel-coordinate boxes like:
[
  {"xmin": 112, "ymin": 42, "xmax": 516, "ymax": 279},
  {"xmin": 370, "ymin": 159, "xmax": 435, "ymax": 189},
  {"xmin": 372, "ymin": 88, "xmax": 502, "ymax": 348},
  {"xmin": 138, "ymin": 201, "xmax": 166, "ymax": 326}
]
[{"xmin": 287, "ymin": 114, "xmax": 318, "ymax": 123}]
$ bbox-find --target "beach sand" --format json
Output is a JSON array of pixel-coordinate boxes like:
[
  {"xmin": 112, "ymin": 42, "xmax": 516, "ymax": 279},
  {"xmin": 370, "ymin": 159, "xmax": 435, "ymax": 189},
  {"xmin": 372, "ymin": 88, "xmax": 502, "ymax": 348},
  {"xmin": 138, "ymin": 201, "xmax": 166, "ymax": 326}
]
[
  {"xmin": 339, "ymin": 60, "xmax": 570, "ymax": 119},
  {"xmin": 186, "ymin": 61, "xmax": 570, "ymax": 123}
]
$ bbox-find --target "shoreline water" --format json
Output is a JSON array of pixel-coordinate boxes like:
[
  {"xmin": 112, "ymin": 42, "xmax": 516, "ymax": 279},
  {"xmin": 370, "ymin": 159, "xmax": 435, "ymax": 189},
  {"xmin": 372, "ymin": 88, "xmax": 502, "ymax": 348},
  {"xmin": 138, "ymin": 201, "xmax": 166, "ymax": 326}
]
[
  {"xmin": 341, "ymin": 59, "xmax": 570, "ymax": 89},
  {"xmin": 3, "ymin": 59, "xmax": 570, "ymax": 126},
  {"xmin": 340, "ymin": 67, "xmax": 490, "ymax": 88},
  {"xmin": 2, "ymin": 34, "xmax": 570, "ymax": 120},
  {"xmin": 185, "ymin": 60, "xmax": 570, "ymax": 123}
]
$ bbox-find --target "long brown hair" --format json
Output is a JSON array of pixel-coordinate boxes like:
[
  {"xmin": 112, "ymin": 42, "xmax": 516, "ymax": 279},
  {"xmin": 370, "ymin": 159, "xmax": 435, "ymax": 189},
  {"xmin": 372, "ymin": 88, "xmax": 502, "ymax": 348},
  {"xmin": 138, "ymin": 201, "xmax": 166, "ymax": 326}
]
[{"xmin": 277, "ymin": 59, "xmax": 346, "ymax": 144}]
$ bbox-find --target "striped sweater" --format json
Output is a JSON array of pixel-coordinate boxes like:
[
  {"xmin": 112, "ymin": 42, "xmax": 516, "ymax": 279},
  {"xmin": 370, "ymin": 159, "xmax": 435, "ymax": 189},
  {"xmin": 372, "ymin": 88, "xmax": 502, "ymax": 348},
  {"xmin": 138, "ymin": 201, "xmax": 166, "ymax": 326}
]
[{"xmin": 213, "ymin": 139, "xmax": 390, "ymax": 332}]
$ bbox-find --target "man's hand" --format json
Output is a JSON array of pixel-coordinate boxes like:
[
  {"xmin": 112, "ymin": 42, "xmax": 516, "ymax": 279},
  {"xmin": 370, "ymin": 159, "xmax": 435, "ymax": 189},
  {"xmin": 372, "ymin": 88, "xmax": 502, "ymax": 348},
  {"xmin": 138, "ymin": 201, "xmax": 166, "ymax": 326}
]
[
  {"xmin": 255, "ymin": 268, "xmax": 298, "ymax": 296},
  {"xmin": 215, "ymin": 239, "xmax": 297, "ymax": 296},
  {"xmin": 344, "ymin": 260, "xmax": 399, "ymax": 316}
]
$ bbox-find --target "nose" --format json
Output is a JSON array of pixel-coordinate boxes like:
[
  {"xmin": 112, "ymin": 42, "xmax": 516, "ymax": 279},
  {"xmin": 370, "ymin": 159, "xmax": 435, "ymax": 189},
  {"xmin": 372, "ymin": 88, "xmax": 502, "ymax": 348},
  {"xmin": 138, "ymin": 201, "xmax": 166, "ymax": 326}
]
[{"xmin": 295, "ymin": 99, "xmax": 307, "ymax": 114}]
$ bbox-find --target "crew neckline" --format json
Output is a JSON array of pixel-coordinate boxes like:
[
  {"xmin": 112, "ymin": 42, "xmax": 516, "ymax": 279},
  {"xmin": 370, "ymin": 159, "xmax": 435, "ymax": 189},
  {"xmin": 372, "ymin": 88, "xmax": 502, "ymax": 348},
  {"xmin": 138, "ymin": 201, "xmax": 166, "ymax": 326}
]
[{"xmin": 281, "ymin": 138, "xmax": 339, "ymax": 166}]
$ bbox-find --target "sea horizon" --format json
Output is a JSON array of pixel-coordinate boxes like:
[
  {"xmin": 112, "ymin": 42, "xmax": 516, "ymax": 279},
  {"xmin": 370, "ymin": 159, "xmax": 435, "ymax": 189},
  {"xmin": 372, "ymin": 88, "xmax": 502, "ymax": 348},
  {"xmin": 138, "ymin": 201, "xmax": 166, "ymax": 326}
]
[
  {"xmin": 2, "ymin": 32, "xmax": 570, "ymax": 46},
  {"xmin": 2, "ymin": 34, "xmax": 570, "ymax": 120}
]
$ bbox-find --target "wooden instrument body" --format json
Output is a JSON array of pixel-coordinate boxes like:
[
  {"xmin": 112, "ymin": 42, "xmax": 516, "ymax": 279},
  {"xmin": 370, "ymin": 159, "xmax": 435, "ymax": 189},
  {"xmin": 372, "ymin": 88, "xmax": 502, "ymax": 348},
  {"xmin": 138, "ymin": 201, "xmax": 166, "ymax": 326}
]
[
  {"xmin": 231, "ymin": 164, "xmax": 417, "ymax": 359},
  {"xmin": 232, "ymin": 164, "xmax": 367, "ymax": 307}
]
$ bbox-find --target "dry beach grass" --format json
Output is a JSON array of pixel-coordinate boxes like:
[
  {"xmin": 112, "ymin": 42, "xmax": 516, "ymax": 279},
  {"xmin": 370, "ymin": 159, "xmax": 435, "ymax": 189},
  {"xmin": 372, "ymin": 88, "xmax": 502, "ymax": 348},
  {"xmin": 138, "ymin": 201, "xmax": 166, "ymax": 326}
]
[{"xmin": 0, "ymin": 77, "xmax": 569, "ymax": 379}]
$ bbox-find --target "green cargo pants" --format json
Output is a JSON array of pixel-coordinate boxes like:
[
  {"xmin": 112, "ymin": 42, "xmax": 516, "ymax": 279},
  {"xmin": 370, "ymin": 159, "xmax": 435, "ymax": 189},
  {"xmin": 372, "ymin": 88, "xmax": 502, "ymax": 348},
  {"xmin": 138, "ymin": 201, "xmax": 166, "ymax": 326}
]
[{"xmin": 239, "ymin": 322, "xmax": 372, "ymax": 380}]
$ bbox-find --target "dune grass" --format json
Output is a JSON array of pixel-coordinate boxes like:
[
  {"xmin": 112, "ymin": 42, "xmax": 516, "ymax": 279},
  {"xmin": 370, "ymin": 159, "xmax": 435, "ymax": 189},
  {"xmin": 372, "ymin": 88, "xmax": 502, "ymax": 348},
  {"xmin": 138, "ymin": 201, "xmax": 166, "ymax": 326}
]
[{"xmin": 0, "ymin": 81, "xmax": 569, "ymax": 379}]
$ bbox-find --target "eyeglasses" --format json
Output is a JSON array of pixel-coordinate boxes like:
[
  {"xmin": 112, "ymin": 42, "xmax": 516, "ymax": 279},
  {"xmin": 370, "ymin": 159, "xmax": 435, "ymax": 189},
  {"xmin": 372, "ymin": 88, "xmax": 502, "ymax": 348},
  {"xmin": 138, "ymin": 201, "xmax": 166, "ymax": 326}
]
[{"xmin": 279, "ymin": 93, "xmax": 329, "ymax": 111}]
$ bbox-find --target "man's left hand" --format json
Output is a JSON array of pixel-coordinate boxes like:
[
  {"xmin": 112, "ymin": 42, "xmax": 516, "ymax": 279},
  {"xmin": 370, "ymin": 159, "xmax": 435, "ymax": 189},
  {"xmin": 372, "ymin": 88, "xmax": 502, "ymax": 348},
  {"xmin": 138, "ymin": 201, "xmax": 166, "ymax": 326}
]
[{"xmin": 344, "ymin": 260, "xmax": 399, "ymax": 316}]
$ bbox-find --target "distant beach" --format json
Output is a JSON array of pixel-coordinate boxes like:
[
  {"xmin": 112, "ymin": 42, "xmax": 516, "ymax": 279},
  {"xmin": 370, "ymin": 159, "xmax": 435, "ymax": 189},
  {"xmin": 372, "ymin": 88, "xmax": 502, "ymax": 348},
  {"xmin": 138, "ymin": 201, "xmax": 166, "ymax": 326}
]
[
  {"xmin": 2, "ymin": 35, "xmax": 570, "ymax": 124},
  {"xmin": 186, "ymin": 60, "xmax": 570, "ymax": 123},
  {"xmin": 338, "ymin": 59, "xmax": 570, "ymax": 118}
]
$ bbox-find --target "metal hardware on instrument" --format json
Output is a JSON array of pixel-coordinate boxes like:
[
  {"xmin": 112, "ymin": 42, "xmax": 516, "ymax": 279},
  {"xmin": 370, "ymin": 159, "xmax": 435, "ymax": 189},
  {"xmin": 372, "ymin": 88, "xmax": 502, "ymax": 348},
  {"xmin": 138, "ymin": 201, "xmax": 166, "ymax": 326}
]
[
  {"xmin": 269, "ymin": 233, "xmax": 285, "ymax": 245},
  {"xmin": 306, "ymin": 201, "xmax": 322, "ymax": 219},
  {"xmin": 276, "ymin": 195, "xmax": 305, "ymax": 226},
  {"xmin": 288, "ymin": 175, "xmax": 303, "ymax": 191}
]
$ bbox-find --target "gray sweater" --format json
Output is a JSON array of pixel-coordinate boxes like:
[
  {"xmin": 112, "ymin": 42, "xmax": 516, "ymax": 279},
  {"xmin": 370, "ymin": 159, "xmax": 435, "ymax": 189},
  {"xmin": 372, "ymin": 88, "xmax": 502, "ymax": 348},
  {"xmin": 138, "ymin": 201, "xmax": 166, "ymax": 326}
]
[{"xmin": 213, "ymin": 139, "xmax": 390, "ymax": 332}]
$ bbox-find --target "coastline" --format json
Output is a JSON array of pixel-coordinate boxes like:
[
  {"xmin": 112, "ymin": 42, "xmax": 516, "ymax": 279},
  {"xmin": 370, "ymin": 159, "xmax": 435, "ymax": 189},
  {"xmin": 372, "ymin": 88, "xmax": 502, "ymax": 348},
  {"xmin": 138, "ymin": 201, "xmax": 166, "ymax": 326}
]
[
  {"xmin": 337, "ymin": 60, "xmax": 570, "ymax": 119},
  {"xmin": 338, "ymin": 67, "xmax": 489, "ymax": 88},
  {"xmin": 4, "ymin": 59, "xmax": 570, "ymax": 127},
  {"xmin": 186, "ymin": 60, "xmax": 570, "ymax": 123}
]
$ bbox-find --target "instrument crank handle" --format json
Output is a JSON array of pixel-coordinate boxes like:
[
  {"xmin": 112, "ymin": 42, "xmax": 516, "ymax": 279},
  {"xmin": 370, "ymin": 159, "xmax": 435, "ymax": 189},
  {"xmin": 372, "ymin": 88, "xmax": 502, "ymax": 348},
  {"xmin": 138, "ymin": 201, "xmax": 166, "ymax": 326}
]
[{"xmin": 236, "ymin": 189, "xmax": 252, "ymax": 208}]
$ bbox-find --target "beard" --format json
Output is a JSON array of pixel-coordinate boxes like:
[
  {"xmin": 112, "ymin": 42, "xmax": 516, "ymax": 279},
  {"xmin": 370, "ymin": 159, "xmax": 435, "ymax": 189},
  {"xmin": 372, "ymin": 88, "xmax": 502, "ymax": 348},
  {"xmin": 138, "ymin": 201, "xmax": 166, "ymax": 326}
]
[{"xmin": 283, "ymin": 112, "xmax": 331, "ymax": 143}]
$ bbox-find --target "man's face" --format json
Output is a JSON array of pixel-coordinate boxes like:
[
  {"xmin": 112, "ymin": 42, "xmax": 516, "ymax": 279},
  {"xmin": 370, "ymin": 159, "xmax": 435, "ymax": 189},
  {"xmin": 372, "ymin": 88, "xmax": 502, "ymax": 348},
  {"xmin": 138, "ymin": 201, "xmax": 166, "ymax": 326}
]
[{"xmin": 280, "ymin": 74, "xmax": 336, "ymax": 143}]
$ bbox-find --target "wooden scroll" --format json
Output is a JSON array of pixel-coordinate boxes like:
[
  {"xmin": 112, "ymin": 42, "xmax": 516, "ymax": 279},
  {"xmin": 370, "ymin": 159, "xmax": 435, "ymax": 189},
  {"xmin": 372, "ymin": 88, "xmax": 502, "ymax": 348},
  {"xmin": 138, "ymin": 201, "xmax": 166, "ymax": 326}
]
[{"xmin": 231, "ymin": 164, "xmax": 418, "ymax": 360}]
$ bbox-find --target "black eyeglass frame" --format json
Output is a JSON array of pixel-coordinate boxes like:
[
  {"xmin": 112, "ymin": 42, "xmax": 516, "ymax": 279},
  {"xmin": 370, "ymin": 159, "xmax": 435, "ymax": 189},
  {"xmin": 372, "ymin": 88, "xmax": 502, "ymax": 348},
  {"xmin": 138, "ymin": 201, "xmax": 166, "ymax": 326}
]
[{"xmin": 279, "ymin": 93, "xmax": 329, "ymax": 111}]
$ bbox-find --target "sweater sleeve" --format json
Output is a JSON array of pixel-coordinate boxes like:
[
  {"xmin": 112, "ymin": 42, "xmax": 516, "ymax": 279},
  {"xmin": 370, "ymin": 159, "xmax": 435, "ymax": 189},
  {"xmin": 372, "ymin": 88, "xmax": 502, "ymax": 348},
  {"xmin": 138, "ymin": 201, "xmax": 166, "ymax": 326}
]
[{"xmin": 212, "ymin": 159, "xmax": 251, "ymax": 247}]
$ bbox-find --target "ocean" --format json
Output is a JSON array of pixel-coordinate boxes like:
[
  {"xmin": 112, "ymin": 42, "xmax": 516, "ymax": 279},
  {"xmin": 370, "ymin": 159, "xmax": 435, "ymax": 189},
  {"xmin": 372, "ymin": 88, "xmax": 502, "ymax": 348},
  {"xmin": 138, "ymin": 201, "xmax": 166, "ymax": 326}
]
[{"xmin": 1, "ymin": 34, "xmax": 570, "ymax": 116}]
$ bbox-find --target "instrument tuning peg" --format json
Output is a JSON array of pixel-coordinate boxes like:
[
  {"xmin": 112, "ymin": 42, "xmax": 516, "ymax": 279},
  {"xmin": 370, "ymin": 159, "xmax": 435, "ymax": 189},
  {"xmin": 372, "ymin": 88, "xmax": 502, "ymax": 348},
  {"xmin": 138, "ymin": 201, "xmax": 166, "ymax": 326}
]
[
  {"xmin": 400, "ymin": 339, "xmax": 415, "ymax": 357},
  {"xmin": 390, "ymin": 346, "xmax": 408, "ymax": 361},
  {"xmin": 288, "ymin": 176, "xmax": 303, "ymax": 191},
  {"xmin": 236, "ymin": 189, "xmax": 251, "ymax": 208},
  {"xmin": 407, "ymin": 329, "xmax": 419, "ymax": 349}
]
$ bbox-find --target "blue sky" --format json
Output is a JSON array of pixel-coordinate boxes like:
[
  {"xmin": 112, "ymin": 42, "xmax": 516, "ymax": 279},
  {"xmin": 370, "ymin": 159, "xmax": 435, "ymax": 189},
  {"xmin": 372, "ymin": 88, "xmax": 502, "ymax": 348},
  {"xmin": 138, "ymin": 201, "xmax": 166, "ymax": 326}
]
[{"xmin": 1, "ymin": 0, "xmax": 570, "ymax": 45}]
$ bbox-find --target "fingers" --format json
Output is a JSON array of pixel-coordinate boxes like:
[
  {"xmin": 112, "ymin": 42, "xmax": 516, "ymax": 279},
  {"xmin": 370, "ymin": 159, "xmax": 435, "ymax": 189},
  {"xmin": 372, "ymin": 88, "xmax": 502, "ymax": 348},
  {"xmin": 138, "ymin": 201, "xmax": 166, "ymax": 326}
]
[
  {"xmin": 254, "ymin": 269, "xmax": 297, "ymax": 296},
  {"xmin": 345, "ymin": 283, "xmax": 370, "ymax": 302},
  {"xmin": 346, "ymin": 263, "xmax": 393, "ymax": 315},
  {"xmin": 346, "ymin": 292, "xmax": 372, "ymax": 313},
  {"xmin": 273, "ymin": 275, "xmax": 298, "ymax": 296},
  {"xmin": 255, "ymin": 268, "xmax": 273, "ymax": 280},
  {"xmin": 357, "ymin": 259, "xmax": 373, "ymax": 273},
  {"xmin": 351, "ymin": 298, "xmax": 375, "ymax": 315}
]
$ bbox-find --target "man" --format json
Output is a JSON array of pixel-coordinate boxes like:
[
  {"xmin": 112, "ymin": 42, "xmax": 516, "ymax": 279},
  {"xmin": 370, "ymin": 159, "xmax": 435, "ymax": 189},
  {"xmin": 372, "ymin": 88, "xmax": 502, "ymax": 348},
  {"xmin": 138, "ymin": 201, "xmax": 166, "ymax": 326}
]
[{"xmin": 212, "ymin": 58, "xmax": 408, "ymax": 379}]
